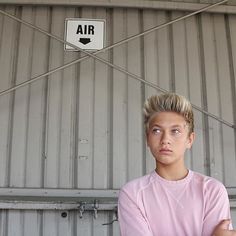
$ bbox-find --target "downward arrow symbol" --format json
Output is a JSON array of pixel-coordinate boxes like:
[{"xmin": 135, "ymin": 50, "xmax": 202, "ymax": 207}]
[{"xmin": 79, "ymin": 38, "xmax": 91, "ymax": 45}]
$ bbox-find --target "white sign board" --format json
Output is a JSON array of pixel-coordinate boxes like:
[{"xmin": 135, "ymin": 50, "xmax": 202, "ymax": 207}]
[{"xmin": 65, "ymin": 18, "xmax": 105, "ymax": 51}]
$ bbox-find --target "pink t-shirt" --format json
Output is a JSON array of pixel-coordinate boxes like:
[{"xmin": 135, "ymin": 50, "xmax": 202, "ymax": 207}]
[{"xmin": 118, "ymin": 170, "xmax": 232, "ymax": 236}]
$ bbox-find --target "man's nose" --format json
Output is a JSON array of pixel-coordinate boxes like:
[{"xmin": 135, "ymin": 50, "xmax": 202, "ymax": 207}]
[{"xmin": 161, "ymin": 131, "xmax": 171, "ymax": 144}]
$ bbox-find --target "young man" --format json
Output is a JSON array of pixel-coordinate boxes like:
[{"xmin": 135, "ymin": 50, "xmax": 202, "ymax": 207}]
[{"xmin": 118, "ymin": 93, "xmax": 235, "ymax": 236}]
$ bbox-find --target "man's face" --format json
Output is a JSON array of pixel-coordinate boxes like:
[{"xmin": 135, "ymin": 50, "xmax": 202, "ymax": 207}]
[{"xmin": 146, "ymin": 111, "xmax": 194, "ymax": 167}]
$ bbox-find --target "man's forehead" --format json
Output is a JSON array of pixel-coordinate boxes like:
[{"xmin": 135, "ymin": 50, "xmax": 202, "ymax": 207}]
[
  {"xmin": 148, "ymin": 112, "xmax": 188, "ymax": 128},
  {"xmin": 149, "ymin": 122, "xmax": 187, "ymax": 128},
  {"xmin": 149, "ymin": 112, "xmax": 185, "ymax": 121}
]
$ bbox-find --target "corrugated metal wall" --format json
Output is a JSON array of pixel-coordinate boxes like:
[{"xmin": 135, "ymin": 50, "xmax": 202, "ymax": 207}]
[{"xmin": 0, "ymin": 2, "xmax": 236, "ymax": 235}]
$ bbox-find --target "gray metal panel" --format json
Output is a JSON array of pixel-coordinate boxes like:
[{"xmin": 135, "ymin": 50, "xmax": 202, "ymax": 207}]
[
  {"xmin": 232, "ymin": 208, "xmax": 236, "ymax": 228},
  {"xmin": 0, "ymin": 0, "xmax": 236, "ymax": 14},
  {"xmin": 92, "ymin": 8, "xmax": 110, "ymax": 189},
  {"xmin": 126, "ymin": 9, "xmax": 143, "ymax": 183},
  {"xmin": 0, "ymin": 6, "xmax": 18, "ymax": 188},
  {"xmin": 0, "ymin": 3, "xmax": 236, "ymax": 235}
]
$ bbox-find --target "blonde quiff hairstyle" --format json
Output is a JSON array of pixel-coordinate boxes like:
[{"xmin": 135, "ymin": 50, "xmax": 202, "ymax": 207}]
[{"xmin": 143, "ymin": 93, "xmax": 194, "ymax": 135}]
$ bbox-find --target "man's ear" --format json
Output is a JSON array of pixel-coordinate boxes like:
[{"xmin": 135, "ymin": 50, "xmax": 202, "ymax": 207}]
[
  {"xmin": 187, "ymin": 132, "xmax": 195, "ymax": 149},
  {"xmin": 146, "ymin": 131, "xmax": 150, "ymax": 147}
]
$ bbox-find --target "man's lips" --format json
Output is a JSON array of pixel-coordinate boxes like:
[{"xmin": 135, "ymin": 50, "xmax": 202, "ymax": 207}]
[{"xmin": 159, "ymin": 148, "xmax": 172, "ymax": 153}]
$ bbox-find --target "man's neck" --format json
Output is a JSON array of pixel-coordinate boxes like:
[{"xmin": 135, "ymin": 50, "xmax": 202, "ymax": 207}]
[{"xmin": 155, "ymin": 165, "xmax": 188, "ymax": 181}]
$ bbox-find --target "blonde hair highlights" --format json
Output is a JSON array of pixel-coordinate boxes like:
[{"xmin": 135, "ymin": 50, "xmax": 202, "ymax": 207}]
[{"xmin": 143, "ymin": 93, "xmax": 194, "ymax": 134}]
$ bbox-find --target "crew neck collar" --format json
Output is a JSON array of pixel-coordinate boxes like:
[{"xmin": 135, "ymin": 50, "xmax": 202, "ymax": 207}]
[{"xmin": 152, "ymin": 169, "xmax": 193, "ymax": 185}]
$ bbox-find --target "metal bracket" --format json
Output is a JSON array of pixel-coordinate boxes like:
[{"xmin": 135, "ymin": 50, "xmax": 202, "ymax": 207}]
[
  {"xmin": 102, "ymin": 206, "xmax": 118, "ymax": 225},
  {"xmin": 93, "ymin": 199, "xmax": 99, "ymax": 219},
  {"xmin": 76, "ymin": 200, "xmax": 117, "ymax": 221},
  {"xmin": 78, "ymin": 202, "xmax": 86, "ymax": 219}
]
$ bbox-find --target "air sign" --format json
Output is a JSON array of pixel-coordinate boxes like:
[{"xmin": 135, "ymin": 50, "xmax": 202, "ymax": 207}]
[{"xmin": 65, "ymin": 18, "xmax": 105, "ymax": 51}]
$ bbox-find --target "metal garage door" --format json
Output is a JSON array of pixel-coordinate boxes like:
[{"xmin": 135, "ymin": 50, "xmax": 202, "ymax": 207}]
[{"xmin": 0, "ymin": 0, "xmax": 236, "ymax": 235}]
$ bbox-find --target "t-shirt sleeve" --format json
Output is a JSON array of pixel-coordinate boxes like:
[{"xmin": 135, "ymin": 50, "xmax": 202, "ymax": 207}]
[
  {"xmin": 202, "ymin": 183, "xmax": 232, "ymax": 236},
  {"xmin": 118, "ymin": 188, "xmax": 154, "ymax": 236}
]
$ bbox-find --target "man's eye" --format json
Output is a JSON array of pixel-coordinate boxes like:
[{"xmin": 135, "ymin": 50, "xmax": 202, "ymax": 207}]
[
  {"xmin": 152, "ymin": 128, "xmax": 161, "ymax": 134},
  {"xmin": 172, "ymin": 129, "xmax": 180, "ymax": 134}
]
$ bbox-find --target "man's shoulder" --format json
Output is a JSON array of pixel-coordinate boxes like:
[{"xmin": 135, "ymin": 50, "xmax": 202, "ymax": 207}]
[
  {"xmin": 191, "ymin": 171, "xmax": 226, "ymax": 192},
  {"xmin": 120, "ymin": 171, "xmax": 156, "ymax": 195}
]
